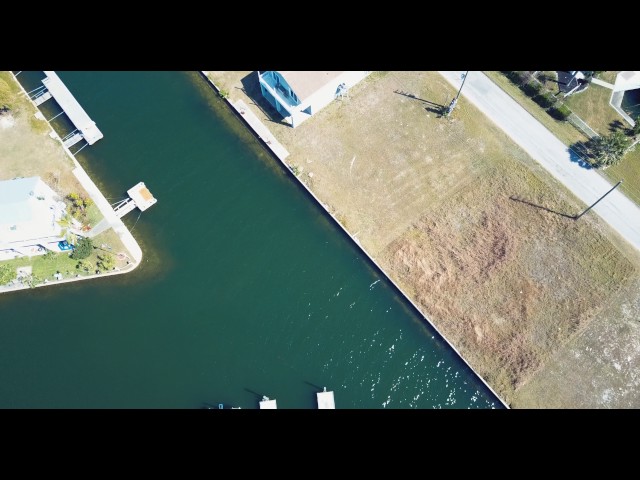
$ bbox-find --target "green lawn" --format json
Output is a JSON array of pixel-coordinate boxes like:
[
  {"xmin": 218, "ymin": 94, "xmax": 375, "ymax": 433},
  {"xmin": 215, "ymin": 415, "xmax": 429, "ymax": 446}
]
[
  {"xmin": 564, "ymin": 72, "xmax": 623, "ymax": 136},
  {"xmin": 1, "ymin": 229, "xmax": 131, "ymax": 287}
]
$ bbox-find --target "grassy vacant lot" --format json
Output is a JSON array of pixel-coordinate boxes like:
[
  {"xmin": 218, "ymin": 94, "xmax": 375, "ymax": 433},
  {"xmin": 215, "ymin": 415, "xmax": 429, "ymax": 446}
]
[
  {"xmin": 483, "ymin": 71, "xmax": 640, "ymax": 208},
  {"xmin": 211, "ymin": 70, "xmax": 640, "ymax": 406}
]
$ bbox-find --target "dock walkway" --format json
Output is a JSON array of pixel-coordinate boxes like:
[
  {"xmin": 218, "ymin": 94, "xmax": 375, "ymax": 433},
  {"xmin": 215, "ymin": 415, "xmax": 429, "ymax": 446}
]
[
  {"xmin": 232, "ymin": 100, "xmax": 289, "ymax": 160},
  {"xmin": 42, "ymin": 71, "xmax": 103, "ymax": 145}
]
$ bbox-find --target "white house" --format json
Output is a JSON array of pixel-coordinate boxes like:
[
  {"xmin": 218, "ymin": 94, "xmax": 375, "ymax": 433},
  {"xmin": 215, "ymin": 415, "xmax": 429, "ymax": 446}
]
[
  {"xmin": 0, "ymin": 176, "xmax": 67, "ymax": 259},
  {"xmin": 610, "ymin": 71, "xmax": 640, "ymax": 127},
  {"xmin": 258, "ymin": 71, "xmax": 370, "ymax": 128}
]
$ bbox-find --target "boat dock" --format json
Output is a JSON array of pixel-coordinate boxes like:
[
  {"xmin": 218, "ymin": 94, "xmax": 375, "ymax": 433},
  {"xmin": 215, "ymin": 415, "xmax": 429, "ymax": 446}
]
[
  {"xmin": 112, "ymin": 182, "xmax": 157, "ymax": 219},
  {"xmin": 40, "ymin": 71, "xmax": 104, "ymax": 145},
  {"xmin": 316, "ymin": 387, "xmax": 335, "ymax": 409},
  {"xmin": 259, "ymin": 396, "xmax": 278, "ymax": 409}
]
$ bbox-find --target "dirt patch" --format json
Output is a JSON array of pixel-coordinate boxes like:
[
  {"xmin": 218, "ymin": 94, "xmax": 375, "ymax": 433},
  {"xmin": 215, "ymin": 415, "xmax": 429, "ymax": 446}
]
[{"xmin": 0, "ymin": 114, "xmax": 15, "ymax": 129}]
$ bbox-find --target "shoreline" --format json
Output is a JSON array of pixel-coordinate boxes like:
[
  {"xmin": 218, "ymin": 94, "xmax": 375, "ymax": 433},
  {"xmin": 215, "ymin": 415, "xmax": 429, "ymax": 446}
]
[
  {"xmin": 200, "ymin": 71, "xmax": 509, "ymax": 409},
  {"xmin": 0, "ymin": 72, "xmax": 143, "ymax": 294}
]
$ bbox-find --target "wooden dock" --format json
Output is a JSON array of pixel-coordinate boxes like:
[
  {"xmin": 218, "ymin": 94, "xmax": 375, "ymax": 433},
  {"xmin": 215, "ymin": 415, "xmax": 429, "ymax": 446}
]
[
  {"xmin": 232, "ymin": 100, "xmax": 289, "ymax": 161},
  {"xmin": 113, "ymin": 182, "xmax": 157, "ymax": 219}
]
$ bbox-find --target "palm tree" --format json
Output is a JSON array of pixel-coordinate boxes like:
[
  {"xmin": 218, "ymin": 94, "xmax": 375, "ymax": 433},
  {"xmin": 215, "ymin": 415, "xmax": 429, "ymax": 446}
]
[
  {"xmin": 57, "ymin": 212, "xmax": 77, "ymax": 245},
  {"xmin": 590, "ymin": 131, "xmax": 631, "ymax": 168}
]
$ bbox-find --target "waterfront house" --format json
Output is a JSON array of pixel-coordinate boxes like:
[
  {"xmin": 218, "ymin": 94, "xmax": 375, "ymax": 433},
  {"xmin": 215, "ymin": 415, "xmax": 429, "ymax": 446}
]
[
  {"xmin": 0, "ymin": 176, "xmax": 67, "ymax": 259},
  {"xmin": 258, "ymin": 71, "xmax": 370, "ymax": 128},
  {"xmin": 610, "ymin": 71, "xmax": 640, "ymax": 127}
]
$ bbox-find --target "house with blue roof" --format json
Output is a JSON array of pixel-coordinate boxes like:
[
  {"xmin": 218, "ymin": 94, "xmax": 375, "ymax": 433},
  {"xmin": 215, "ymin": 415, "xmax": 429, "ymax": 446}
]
[{"xmin": 258, "ymin": 71, "xmax": 370, "ymax": 128}]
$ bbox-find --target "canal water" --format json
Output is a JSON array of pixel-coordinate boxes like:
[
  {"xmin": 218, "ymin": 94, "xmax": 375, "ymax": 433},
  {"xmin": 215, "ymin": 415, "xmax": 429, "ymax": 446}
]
[{"xmin": 0, "ymin": 71, "xmax": 500, "ymax": 408}]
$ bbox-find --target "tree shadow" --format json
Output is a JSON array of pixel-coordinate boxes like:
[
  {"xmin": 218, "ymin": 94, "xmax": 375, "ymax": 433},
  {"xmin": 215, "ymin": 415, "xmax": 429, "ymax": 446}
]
[
  {"xmin": 608, "ymin": 119, "xmax": 626, "ymax": 133},
  {"xmin": 239, "ymin": 72, "xmax": 288, "ymax": 126},
  {"xmin": 568, "ymin": 142, "xmax": 595, "ymax": 169},
  {"xmin": 509, "ymin": 195, "xmax": 576, "ymax": 219}
]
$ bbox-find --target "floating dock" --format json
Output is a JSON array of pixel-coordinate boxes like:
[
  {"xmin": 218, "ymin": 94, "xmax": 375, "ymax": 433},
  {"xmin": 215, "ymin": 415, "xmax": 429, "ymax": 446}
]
[
  {"xmin": 259, "ymin": 396, "xmax": 278, "ymax": 409},
  {"xmin": 41, "ymin": 71, "xmax": 104, "ymax": 145},
  {"xmin": 316, "ymin": 387, "xmax": 335, "ymax": 409},
  {"xmin": 113, "ymin": 182, "xmax": 157, "ymax": 219}
]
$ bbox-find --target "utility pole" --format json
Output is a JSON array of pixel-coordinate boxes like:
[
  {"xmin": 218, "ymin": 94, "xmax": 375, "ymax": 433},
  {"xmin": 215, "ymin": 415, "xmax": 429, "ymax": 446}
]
[
  {"xmin": 445, "ymin": 71, "xmax": 469, "ymax": 116},
  {"xmin": 574, "ymin": 180, "xmax": 622, "ymax": 220}
]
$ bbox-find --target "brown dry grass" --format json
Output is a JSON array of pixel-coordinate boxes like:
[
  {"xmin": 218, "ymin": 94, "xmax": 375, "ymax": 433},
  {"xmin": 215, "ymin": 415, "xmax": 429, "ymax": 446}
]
[
  {"xmin": 209, "ymin": 70, "xmax": 640, "ymax": 406},
  {"xmin": 0, "ymin": 72, "xmax": 89, "ymax": 200},
  {"xmin": 380, "ymin": 167, "xmax": 635, "ymax": 400},
  {"xmin": 512, "ymin": 274, "xmax": 640, "ymax": 408}
]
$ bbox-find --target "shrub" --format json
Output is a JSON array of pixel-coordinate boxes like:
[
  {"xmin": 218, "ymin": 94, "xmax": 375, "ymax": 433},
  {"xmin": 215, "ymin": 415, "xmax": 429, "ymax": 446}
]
[
  {"xmin": 630, "ymin": 115, "xmax": 640, "ymax": 136},
  {"xmin": 76, "ymin": 259, "xmax": 94, "ymax": 272},
  {"xmin": 521, "ymin": 81, "xmax": 542, "ymax": 97},
  {"xmin": 505, "ymin": 71, "xmax": 526, "ymax": 85},
  {"xmin": 533, "ymin": 92, "xmax": 556, "ymax": 109},
  {"xmin": 71, "ymin": 237, "xmax": 93, "ymax": 260},
  {"xmin": 548, "ymin": 104, "xmax": 572, "ymax": 121},
  {"xmin": 0, "ymin": 264, "xmax": 17, "ymax": 285},
  {"xmin": 97, "ymin": 253, "xmax": 115, "ymax": 271}
]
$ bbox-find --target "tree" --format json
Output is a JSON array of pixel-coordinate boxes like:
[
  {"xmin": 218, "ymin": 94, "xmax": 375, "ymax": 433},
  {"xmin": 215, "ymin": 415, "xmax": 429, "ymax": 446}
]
[
  {"xmin": 97, "ymin": 253, "xmax": 115, "ymax": 271},
  {"xmin": 71, "ymin": 237, "xmax": 93, "ymax": 260},
  {"xmin": 590, "ymin": 131, "xmax": 631, "ymax": 168},
  {"xmin": 66, "ymin": 193, "xmax": 93, "ymax": 220},
  {"xmin": 76, "ymin": 259, "xmax": 94, "ymax": 272},
  {"xmin": 0, "ymin": 264, "xmax": 17, "ymax": 285}
]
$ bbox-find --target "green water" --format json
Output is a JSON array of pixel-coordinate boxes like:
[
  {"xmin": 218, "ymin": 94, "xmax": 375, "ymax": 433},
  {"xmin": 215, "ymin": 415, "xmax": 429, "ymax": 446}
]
[{"xmin": 1, "ymin": 71, "xmax": 500, "ymax": 408}]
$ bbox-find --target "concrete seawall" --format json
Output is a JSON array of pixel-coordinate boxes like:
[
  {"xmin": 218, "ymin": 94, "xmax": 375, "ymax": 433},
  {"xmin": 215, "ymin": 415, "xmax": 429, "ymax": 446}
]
[
  {"xmin": 1, "ymin": 72, "xmax": 143, "ymax": 294},
  {"xmin": 200, "ymin": 71, "xmax": 509, "ymax": 408}
]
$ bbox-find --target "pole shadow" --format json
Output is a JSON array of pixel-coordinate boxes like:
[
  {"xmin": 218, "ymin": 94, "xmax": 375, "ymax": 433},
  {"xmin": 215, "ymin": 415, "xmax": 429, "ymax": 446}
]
[
  {"xmin": 303, "ymin": 380, "xmax": 323, "ymax": 391},
  {"xmin": 509, "ymin": 195, "xmax": 576, "ymax": 219},
  {"xmin": 244, "ymin": 387, "xmax": 265, "ymax": 399},
  {"xmin": 393, "ymin": 90, "xmax": 445, "ymax": 109}
]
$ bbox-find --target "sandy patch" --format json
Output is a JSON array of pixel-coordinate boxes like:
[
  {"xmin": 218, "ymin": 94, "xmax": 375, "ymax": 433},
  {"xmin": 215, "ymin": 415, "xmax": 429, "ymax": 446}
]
[{"xmin": 0, "ymin": 114, "xmax": 15, "ymax": 129}]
